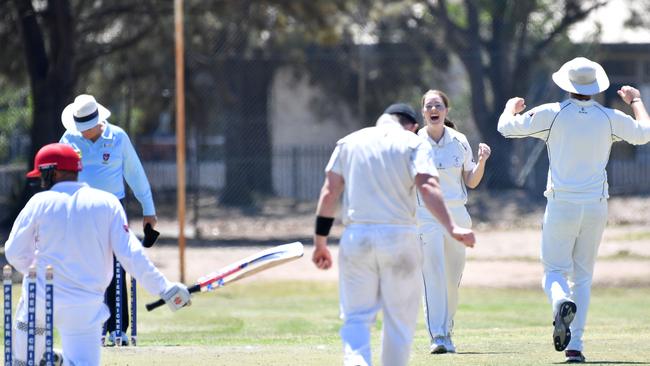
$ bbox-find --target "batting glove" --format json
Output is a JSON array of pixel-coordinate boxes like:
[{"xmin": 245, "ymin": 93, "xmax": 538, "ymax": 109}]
[{"xmin": 161, "ymin": 283, "xmax": 191, "ymax": 312}]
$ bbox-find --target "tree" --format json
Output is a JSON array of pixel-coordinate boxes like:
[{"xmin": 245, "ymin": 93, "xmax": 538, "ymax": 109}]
[
  {"xmin": 1, "ymin": 0, "xmax": 160, "ymax": 167},
  {"xmin": 412, "ymin": 0, "xmax": 609, "ymax": 187}
]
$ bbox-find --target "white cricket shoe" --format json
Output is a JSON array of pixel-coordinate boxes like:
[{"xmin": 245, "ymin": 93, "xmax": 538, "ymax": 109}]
[
  {"xmin": 107, "ymin": 331, "xmax": 130, "ymax": 347},
  {"xmin": 430, "ymin": 335, "xmax": 448, "ymax": 354},
  {"xmin": 39, "ymin": 349, "xmax": 63, "ymax": 366},
  {"xmin": 553, "ymin": 301, "xmax": 576, "ymax": 352}
]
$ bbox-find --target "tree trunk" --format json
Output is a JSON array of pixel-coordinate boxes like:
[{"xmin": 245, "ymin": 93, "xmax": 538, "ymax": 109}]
[
  {"xmin": 14, "ymin": 0, "xmax": 73, "ymax": 166},
  {"xmin": 457, "ymin": 46, "xmax": 517, "ymax": 189}
]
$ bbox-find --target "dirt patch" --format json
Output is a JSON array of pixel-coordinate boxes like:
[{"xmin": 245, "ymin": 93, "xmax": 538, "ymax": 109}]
[
  {"xmin": 3, "ymin": 192, "xmax": 649, "ymax": 288},
  {"xmin": 144, "ymin": 224, "xmax": 650, "ymax": 289}
]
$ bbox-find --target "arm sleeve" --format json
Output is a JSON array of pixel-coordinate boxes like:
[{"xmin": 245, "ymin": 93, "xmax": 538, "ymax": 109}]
[
  {"xmin": 4, "ymin": 200, "xmax": 38, "ymax": 274},
  {"xmin": 325, "ymin": 144, "xmax": 342, "ymax": 175},
  {"xmin": 610, "ymin": 109, "xmax": 650, "ymax": 145},
  {"xmin": 461, "ymin": 138, "xmax": 477, "ymax": 172},
  {"xmin": 109, "ymin": 203, "xmax": 170, "ymax": 296},
  {"xmin": 121, "ymin": 134, "xmax": 156, "ymax": 216},
  {"xmin": 497, "ymin": 105, "xmax": 554, "ymax": 140},
  {"xmin": 411, "ymin": 141, "xmax": 438, "ymax": 178}
]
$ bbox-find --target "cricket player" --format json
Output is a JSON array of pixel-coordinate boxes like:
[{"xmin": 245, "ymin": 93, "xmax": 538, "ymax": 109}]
[
  {"xmin": 417, "ymin": 90, "xmax": 491, "ymax": 354},
  {"xmin": 498, "ymin": 57, "xmax": 650, "ymax": 363},
  {"xmin": 60, "ymin": 94, "xmax": 156, "ymax": 346},
  {"xmin": 312, "ymin": 103, "xmax": 476, "ymax": 366},
  {"xmin": 4, "ymin": 143, "xmax": 191, "ymax": 366}
]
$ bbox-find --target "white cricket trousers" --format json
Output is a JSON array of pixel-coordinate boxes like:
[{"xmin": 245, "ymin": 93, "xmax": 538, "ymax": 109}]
[
  {"xmin": 12, "ymin": 295, "xmax": 109, "ymax": 366},
  {"xmin": 541, "ymin": 199, "xmax": 607, "ymax": 352},
  {"xmin": 338, "ymin": 224, "xmax": 422, "ymax": 366},
  {"xmin": 419, "ymin": 205, "xmax": 471, "ymax": 339}
]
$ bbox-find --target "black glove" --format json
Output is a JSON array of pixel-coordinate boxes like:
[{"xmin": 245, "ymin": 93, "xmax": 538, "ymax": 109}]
[{"xmin": 143, "ymin": 223, "xmax": 160, "ymax": 248}]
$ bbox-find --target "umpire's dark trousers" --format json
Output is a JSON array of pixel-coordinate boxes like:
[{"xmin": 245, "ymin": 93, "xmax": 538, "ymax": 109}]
[{"xmin": 104, "ymin": 200, "xmax": 129, "ymax": 335}]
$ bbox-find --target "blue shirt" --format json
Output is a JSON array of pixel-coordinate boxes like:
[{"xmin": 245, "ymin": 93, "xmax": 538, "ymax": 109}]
[{"xmin": 60, "ymin": 122, "xmax": 156, "ymax": 215}]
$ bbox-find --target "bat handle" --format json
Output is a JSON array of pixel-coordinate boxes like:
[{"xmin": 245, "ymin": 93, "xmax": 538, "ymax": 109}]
[
  {"xmin": 145, "ymin": 284, "xmax": 201, "ymax": 312},
  {"xmin": 145, "ymin": 298, "xmax": 165, "ymax": 312}
]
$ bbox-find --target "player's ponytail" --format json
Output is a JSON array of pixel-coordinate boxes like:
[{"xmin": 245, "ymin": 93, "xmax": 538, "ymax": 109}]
[{"xmin": 444, "ymin": 119, "xmax": 456, "ymax": 130}]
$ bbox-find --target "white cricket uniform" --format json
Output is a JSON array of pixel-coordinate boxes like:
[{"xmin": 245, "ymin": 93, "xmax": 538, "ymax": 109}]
[
  {"xmin": 415, "ymin": 126, "xmax": 476, "ymax": 340},
  {"xmin": 4, "ymin": 181, "xmax": 172, "ymax": 365},
  {"xmin": 498, "ymin": 98, "xmax": 650, "ymax": 351},
  {"xmin": 326, "ymin": 117, "xmax": 438, "ymax": 366}
]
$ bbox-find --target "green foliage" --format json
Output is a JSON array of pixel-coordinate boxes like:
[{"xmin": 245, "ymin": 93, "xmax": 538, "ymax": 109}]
[{"xmin": 0, "ymin": 82, "xmax": 31, "ymax": 162}]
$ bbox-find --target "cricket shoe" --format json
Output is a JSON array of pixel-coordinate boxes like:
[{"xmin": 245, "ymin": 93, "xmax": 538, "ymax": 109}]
[
  {"xmin": 430, "ymin": 335, "xmax": 448, "ymax": 354},
  {"xmin": 39, "ymin": 349, "xmax": 63, "ymax": 366},
  {"xmin": 553, "ymin": 301, "xmax": 576, "ymax": 351},
  {"xmin": 565, "ymin": 350, "xmax": 586, "ymax": 363},
  {"xmin": 445, "ymin": 335, "xmax": 456, "ymax": 353},
  {"xmin": 106, "ymin": 331, "xmax": 130, "ymax": 347}
]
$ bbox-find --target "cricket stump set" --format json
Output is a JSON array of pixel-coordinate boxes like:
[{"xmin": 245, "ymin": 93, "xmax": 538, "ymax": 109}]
[
  {"xmin": 3, "ymin": 265, "xmax": 54, "ymax": 366},
  {"xmin": 100, "ymin": 260, "xmax": 138, "ymax": 347}
]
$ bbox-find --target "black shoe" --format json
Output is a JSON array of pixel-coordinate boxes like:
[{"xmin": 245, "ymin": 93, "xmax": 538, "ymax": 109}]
[
  {"xmin": 553, "ymin": 301, "xmax": 577, "ymax": 351},
  {"xmin": 565, "ymin": 350, "xmax": 586, "ymax": 363}
]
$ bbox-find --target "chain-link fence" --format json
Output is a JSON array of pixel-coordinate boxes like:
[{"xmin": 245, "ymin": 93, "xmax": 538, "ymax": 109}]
[{"xmin": 2, "ymin": 4, "xmax": 650, "ymax": 232}]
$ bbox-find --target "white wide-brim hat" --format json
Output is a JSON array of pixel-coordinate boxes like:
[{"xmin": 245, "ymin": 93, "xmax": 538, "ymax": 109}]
[
  {"xmin": 61, "ymin": 94, "xmax": 111, "ymax": 132},
  {"xmin": 552, "ymin": 57, "xmax": 609, "ymax": 96}
]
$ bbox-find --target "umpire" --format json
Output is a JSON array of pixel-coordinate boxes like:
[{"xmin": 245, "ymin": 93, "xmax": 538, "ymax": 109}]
[
  {"xmin": 59, "ymin": 94, "xmax": 157, "ymax": 346},
  {"xmin": 312, "ymin": 103, "xmax": 475, "ymax": 366}
]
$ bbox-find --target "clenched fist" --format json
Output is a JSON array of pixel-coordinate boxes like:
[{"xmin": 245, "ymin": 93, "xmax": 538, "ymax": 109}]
[
  {"xmin": 478, "ymin": 143, "xmax": 491, "ymax": 162},
  {"xmin": 504, "ymin": 97, "xmax": 526, "ymax": 115}
]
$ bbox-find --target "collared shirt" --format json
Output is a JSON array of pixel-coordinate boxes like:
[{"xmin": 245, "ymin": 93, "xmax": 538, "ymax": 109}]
[
  {"xmin": 4, "ymin": 181, "xmax": 170, "ymax": 307},
  {"xmin": 60, "ymin": 122, "xmax": 155, "ymax": 215},
  {"xmin": 498, "ymin": 98, "xmax": 650, "ymax": 202},
  {"xmin": 326, "ymin": 117, "xmax": 439, "ymax": 226},
  {"xmin": 419, "ymin": 126, "xmax": 476, "ymax": 203}
]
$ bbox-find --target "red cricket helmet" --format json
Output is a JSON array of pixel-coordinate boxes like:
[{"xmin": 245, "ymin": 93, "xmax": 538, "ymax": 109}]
[{"xmin": 26, "ymin": 143, "xmax": 82, "ymax": 178}]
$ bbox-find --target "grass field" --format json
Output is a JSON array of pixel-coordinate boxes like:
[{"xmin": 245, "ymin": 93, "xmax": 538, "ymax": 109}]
[{"xmin": 3, "ymin": 281, "xmax": 650, "ymax": 365}]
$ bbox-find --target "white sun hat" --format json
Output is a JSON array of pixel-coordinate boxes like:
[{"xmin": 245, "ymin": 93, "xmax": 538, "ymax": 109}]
[
  {"xmin": 551, "ymin": 57, "xmax": 610, "ymax": 96},
  {"xmin": 61, "ymin": 94, "xmax": 111, "ymax": 132}
]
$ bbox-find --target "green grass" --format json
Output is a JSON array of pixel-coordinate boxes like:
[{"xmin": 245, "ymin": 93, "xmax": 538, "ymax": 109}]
[
  {"xmin": 612, "ymin": 230, "xmax": 650, "ymax": 241},
  {"xmin": 3, "ymin": 282, "xmax": 650, "ymax": 365}
]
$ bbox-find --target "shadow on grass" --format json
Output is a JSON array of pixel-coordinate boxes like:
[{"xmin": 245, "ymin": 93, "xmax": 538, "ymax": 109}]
[
  {"xmin": 456, "ymin": 351, "xmax": 517, "ymax": 355},
  {"xmin": 552, "ymin": 362, "xmax": 650, "ymax": 365}
]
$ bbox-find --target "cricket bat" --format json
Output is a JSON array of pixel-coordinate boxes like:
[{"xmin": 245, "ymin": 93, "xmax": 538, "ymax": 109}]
[{"xmin": 145, "ymin": 241, "xmax": 304, "ymax": 311}]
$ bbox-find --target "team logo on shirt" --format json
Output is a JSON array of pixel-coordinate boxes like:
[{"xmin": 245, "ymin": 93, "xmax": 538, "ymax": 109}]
[{"xmin": 102, "ymin": 153, "xmax": 110, "ymax": 164}]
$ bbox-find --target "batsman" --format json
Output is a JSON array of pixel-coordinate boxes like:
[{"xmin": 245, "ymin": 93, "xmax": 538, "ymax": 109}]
[{"xmin": 4, "ymin": 143, "xmax": 191, "ymax": 366}]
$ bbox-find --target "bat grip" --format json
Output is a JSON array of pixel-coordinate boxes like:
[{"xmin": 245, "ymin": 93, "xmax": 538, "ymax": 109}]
[{"xmin": 145, "ymin": 284, "xmax": 201, "ymax": 312}]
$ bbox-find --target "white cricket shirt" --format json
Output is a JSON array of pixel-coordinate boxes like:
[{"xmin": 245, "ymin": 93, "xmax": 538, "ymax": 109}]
[
  {"xmin": 4, "ymin": 181, "xmax": 170, "ymax": 307},
  {"xmin": 498, "ymin": 98, "xmax": 650, "ymax": 202},
  {"xmin": 326, "ymin": 117, "xmax": 439, "ymax": 225},
  {"xmin": 416, "ymin": 126, "xmax": 476, "ymax": 223}
]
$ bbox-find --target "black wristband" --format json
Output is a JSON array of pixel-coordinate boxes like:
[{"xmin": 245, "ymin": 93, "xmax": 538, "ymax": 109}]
[
  {"xmin": 630, "ymin": 98, "xmax": 641, "ymax": 105},
  {"xmin": 315, "ymin": 216, "xmax": 335, "ymax": 236}
]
